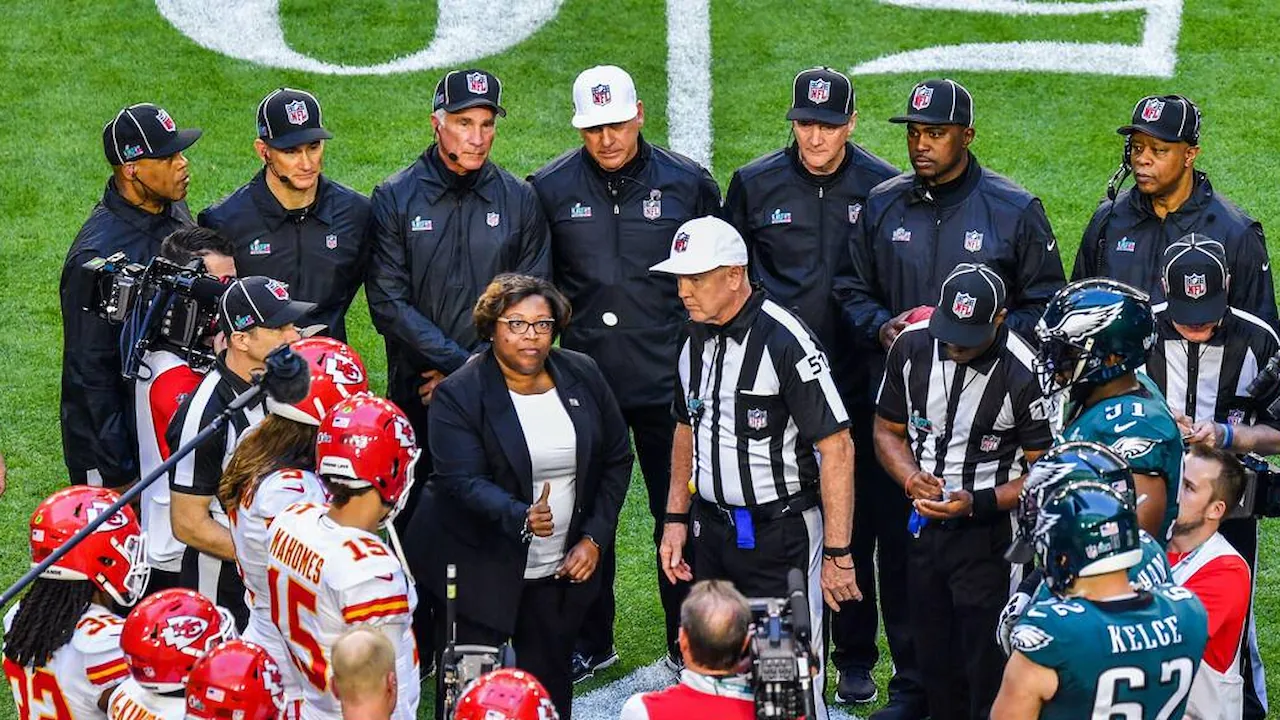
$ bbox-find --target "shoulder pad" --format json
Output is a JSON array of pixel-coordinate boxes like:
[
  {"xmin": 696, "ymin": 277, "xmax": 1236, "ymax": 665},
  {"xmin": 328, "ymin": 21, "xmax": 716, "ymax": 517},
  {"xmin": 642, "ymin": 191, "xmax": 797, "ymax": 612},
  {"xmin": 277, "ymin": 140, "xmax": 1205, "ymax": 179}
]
[
  {"xmin": 72, "ymin": 607, "xmax": 125, "ymax": 655},
  {"xmin": 323, "ymin": 531, "xmax": 407, "ymax": 591},
  {"xmin": 253, "ymin": 470, "xmax": 326, "ymax": 517}
]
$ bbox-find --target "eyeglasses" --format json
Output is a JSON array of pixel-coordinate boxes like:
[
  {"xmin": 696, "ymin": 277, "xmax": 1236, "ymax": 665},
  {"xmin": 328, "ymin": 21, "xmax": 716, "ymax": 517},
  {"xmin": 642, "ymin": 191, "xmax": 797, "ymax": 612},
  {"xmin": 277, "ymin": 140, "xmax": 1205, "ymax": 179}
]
[{"xmin": 496, "ymin": 317, "xmax": 556, "ymax": 335}]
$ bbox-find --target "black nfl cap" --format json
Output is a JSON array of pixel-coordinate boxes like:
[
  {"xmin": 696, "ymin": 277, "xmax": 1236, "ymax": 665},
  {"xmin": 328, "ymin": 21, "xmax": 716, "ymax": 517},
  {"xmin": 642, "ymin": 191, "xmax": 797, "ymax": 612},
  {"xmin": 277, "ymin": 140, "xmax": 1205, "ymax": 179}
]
[
  {"xmin": 1162, "ymin": 233, "xmax": 1228, "ymax": 325},
  {"xmin": 786, "ymin": 67, "xmax": 854, "ymax": 125},
  {"xmin": 433, "ymin": 69, "xmax": 506, "ymax": 117},
  {"xmin": 102, "ymin": 103, "xmax": 202, "ymax": 165},
  {"xmin": 219, "ymin": 276, "xmax": 316, "ymax": 333},
  {"xmin": 258, "ymin": 88, "xmax": 333, "ymax": 149},
  {"xmin": 929, "ymin": 263, "xmax": 1007, "ymax": 347},
  {"xmin": 889, "ymin": 78, "xmax": 973, "ymax": 127},
  {"xmin": 1119, "ymin": 95, "xmax": 1200, "ymax": 146}
]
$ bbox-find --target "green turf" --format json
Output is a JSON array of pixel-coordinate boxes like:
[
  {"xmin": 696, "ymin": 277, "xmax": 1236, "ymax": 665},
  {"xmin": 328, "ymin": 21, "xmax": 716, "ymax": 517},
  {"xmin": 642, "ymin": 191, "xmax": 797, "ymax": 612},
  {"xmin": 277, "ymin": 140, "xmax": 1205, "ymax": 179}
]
[{"xmin": 1, "ymin": 0, "xmax": 1278, "ymax": 717}]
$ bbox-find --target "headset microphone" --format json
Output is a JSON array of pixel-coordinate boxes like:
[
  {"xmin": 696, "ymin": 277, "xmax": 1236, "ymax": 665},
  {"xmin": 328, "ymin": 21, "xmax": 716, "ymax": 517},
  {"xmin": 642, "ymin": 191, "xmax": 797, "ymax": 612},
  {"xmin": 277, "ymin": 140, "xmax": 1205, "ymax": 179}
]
[{"xmin": 264, "ymin": 155, "xmax": 294, "ymax": 188}]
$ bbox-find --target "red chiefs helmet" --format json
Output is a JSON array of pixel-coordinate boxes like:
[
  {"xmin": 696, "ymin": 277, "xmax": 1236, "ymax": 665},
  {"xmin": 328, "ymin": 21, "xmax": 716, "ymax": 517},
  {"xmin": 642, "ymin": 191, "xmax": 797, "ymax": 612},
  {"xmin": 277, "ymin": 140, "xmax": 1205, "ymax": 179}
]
[
  {"xmin": 121, "ymin": 588, "xmax": 237, "ymax": 693},
  {"xmin": 30, "ymin": 486, "xmax": 149, "ymax": 607},
  {"xmin": 186, "ymin": 640, "xmax": 285, "ymax": 720},
  {"xmin": 454, "ymin": 669, "xmax": 560, "ymax": 720},
  {"xmin": 316, "ymin": 394, "xmax": 420, "ymax": 520},
  {"xmin": 266, "ymin": 337, "xmax": 370, "ymax": 425}
]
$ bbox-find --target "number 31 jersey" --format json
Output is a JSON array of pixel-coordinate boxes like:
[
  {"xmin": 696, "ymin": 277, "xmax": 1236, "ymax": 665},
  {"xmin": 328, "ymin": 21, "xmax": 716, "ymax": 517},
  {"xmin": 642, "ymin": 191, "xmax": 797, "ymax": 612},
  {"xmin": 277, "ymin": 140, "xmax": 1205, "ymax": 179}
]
[
  {"xmin": 1010, "ymin": 583, "xmax": 1208, "ymax": 720},
  {"xmin": 265, "ymin": 502, "xmax": 419, "ymax": 720}
]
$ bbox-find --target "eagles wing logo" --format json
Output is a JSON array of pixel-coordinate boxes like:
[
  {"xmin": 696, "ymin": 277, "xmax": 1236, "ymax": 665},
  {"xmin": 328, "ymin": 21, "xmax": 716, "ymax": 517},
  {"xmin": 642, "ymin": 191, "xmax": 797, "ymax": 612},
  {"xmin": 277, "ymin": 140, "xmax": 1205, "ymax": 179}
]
[
  {"xmin": 1013, "ymin": 622, "xmax": 1054, "ymax": 650},
  {"xmin": 1046, "ymin": 300, "xmax": 1126, "ymax": 343},
  {"xmin": 1026, "ymin": 461, "xmax": 1076, "ymax": 492},
  {"xmin": 1110, "ymin": 437, "xmax": 1158, "ymax": 460},
  {"xmin": 1010, "ymin": 624, "xmax": 1055, "ymax": 652}
]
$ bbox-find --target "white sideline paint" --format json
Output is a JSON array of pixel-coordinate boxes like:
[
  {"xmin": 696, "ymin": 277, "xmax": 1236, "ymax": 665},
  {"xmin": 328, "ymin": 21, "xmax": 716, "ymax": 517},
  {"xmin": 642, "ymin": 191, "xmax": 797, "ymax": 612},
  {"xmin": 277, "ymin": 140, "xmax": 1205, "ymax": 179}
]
[
  {"xmin": 154, "ymin": 0, "xmax": 562, "ymax": 75},
  {"xmin": 665, "ymin": 0, "xmax": 714, "ymax": 171},
  {"xmin": 850, "ymin": 0, "xmax": 1184, "ymax": 78},
  {"xmin": 572, "ymin": 659, "xmax": 861, "ymax": 720}
]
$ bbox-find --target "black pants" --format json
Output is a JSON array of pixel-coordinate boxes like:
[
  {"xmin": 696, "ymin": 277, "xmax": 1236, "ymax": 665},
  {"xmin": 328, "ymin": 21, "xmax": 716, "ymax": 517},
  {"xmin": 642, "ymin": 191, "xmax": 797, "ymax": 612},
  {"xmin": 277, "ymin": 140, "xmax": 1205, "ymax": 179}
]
[
  {"xmin": 142, "ymin": 568, "xmax": 183, "ymax": 598},
  {"xmin": 577, "ymin": 404, "xmax": 688, "ymax": 660},
  {"xmin": 431, "ymin": 575, "xmax": 593, "ymax": 720},
  {"xmin": 907, "ymin": 517, "xmax": 1011, "ymax": 720},
  {"xmin": 396, "ymin": 395, "xmax": 435, "ymax": 673},
  {"xmin": 180, "ymin": 548, "xmax": 249, "ymax": 632},
  {"xmin": 1222, "ymin": 516, "xmax": 1267, "ymax": 720},
  {"xmin": 829, "ymin": 418, "xmax": 925, "ymax": 712},
  {"xmin": 691, "ymin": 500, "xmax": 825, "ymax": 715}
]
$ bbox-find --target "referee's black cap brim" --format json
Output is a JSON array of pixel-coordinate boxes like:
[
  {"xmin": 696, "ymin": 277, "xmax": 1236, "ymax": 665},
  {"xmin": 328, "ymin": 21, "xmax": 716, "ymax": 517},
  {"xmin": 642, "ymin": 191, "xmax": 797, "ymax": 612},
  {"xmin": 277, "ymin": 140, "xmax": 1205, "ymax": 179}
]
[
  {"xmin": 262, "ymin": 127, "xmax": 334, "ymax": 150},
  {"xmin": 786, "ymin": 107, "xmax": 851, "ymax": 125},
  {"xmin": 1166, "ymin": 294, "xmax": 1228, "ymax": 326},
  {"xmin": 929, "ymin": 312, "xmax": 997, "ymax": 348}
]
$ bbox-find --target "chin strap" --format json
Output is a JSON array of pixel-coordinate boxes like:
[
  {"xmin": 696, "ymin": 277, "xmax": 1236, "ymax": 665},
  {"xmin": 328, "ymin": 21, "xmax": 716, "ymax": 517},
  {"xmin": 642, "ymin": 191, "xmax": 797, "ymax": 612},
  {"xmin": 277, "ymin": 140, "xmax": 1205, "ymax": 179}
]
[{"xmin": 385, "ymin": 520, "xmax": 416, "ymax": 587}]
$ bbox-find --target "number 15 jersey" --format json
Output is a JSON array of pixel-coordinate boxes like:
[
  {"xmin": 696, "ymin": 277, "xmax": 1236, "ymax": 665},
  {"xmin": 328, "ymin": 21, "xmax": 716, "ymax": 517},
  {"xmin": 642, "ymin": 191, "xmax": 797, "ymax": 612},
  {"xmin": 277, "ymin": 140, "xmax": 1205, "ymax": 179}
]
[{"xmin": 265, "ymin": 502, "xmax": 419, "ymax": 720}]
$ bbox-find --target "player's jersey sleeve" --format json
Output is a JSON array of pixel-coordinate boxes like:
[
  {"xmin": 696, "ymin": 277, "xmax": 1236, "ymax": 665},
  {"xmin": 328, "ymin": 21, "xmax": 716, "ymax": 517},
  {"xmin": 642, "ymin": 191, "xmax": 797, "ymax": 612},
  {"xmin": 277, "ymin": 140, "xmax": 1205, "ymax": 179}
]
[
  {"xmin": 326, "ymin": 535, "xmax": 413, "ymax": 627},
  {"xmin": 1009, "ymin": 599, "xmax": 1081, "ymax": 670},
  {"xmin": 74, "ymin": 610, "xmax": 129, "ymax": 691},
  {"xmin": 252, "ymin": 470, "xmax": 327, "ymax": 525},
  {"xmin": 1130, "ymin": 531, "xmax": 1172, "ymax": 590}
]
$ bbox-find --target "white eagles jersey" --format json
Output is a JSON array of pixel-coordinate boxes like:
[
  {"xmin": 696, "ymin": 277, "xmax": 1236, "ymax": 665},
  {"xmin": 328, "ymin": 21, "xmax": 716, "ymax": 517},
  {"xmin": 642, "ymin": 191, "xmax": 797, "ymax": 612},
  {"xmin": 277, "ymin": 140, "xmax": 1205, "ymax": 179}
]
[
  {"xmin": 3, "ymin": 602, "xmax": 129, "ymax": 720},
  {"xmin": 265, "ymin": 502, "xmax": 419, "ymax": 720},
  {"xmin": 229, "ymin": 468, "xmax": 327, "ymax": 704},
  {"xmin": 106, "ymin": 679, "xmax": 184, "ymax": 720}
]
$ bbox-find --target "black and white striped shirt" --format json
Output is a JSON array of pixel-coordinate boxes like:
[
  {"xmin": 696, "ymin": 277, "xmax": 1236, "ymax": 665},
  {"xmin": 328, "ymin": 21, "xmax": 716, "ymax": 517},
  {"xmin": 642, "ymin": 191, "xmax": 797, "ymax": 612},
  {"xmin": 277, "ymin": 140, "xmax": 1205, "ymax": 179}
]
[
  {"xmin": 1144, "ymin": 305, "xmax": 1280, "ymax": 427},
  {"xmin": 876, "ymin": 323, "xmax": 1052, "ymax": 491},
  {"xmin": 674, "ymin": 291, "xmax": 849, "ymax": 507}
]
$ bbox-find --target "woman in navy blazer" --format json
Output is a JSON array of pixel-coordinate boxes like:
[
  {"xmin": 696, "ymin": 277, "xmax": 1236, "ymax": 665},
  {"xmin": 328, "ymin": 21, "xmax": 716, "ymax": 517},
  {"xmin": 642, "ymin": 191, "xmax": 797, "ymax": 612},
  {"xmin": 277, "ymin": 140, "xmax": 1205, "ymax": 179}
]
[{"xmin": 404, "ymin": 274, "xmax": 632, "ymax": 720}]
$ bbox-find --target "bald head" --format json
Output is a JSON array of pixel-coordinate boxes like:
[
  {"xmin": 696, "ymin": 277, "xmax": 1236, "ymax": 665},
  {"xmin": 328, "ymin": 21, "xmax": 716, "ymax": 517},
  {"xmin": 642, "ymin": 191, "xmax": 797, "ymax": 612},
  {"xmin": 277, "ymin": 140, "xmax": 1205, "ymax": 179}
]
[
  {"xmin": 680, "ymin": 579, "xmax": 752, "ymax": 672},
  {"xmin": 332, "ymin": 626, "xmax": 397, "ymax": 719}
]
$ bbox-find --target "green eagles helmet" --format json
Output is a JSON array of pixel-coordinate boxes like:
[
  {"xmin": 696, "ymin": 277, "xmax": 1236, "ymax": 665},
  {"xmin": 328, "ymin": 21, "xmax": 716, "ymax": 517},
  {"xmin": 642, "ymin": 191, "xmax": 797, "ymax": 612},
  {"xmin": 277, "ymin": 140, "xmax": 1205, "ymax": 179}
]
[
  {"xmin": 1034, "ymin": 480, "xmax": 1143, "ymax": 597},
  {"xmin": 1007, "ymin": 441, "xmax": 1136, "ymax": 564},
  {"xmin": 1034, "ymin": 278, "xmax": 1157, "ymax": 397}
]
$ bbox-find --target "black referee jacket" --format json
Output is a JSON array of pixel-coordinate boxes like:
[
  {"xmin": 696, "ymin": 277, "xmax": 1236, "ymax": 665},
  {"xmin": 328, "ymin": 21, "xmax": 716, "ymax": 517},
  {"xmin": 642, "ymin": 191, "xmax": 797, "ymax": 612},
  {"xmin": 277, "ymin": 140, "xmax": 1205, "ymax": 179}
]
[
  {"xmin": 1073, "ymin": 173, "xmax": 1277, "ymax": 329},
  {"xmin": 1145, "ymin": 304, "xmax": 1280, "ymax": 427},
  {"xmin": 60, "ymin": 179, "xmax": 194, "ymax": 486},
  {"xmin": 724, "ymin": 142, "xmax": 897, "ymax": 394},
  {"xmin": 199, "ymin": 171, "xmax": 372, "ymax": 341},
  {"xmin": 529, "ymin": 137, "xmax": 720, "ymax": 409},
  {"xmin": 836, "ymin": 155, "xmax": 1065, "ymax": 352},
  {"xmin": 367, "ymin": 147, "xmax": 550, "ymax": 412}
]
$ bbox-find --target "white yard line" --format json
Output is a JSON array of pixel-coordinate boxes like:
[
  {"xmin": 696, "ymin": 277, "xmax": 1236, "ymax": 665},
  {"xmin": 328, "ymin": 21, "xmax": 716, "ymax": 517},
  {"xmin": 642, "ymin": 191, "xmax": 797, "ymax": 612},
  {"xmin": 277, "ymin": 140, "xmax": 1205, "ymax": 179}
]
[{"xmin": 664, "ymin": 0, "xmax": 714, "ymax": 172}]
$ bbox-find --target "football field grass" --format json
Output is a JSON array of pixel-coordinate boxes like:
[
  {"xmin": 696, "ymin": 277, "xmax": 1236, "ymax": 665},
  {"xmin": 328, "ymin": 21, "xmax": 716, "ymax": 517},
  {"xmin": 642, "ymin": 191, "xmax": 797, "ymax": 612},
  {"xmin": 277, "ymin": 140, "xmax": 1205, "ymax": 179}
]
[{"xmin": 1, "ymin": 1, "xmax": 1278, "ymax": 717}]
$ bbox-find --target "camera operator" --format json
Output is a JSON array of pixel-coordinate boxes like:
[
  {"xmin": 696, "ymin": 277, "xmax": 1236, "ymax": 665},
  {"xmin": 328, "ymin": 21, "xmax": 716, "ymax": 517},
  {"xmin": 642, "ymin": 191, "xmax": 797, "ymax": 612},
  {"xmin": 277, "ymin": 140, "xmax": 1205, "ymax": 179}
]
[
  {"xmin": 167, "ymin": 276, "xmax": 311, "ymax": 628},
  {"xmin": 135, "ymin": 227, "xmax": 237, "ymax": 594},
  {"xmin": 620, "ymin": 580, "xmax": 755, "ymax": 720},
  {"xmin": 1169, "ymin": 445, "xmax": 1253, "ymax": 720},
  {"xmin": 61, "ymin": 103, "xmax": 201, "ymax": 488},
  {"xmin": 1141, "ymin": 234, "xmax": 1275, "ymax": 718}
]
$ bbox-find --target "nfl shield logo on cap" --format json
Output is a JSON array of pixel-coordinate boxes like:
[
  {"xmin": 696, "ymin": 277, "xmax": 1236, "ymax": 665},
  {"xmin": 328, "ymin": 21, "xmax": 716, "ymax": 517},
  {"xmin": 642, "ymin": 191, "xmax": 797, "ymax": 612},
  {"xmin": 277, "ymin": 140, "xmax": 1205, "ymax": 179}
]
[
  {"xmin": 964, "ymin": 230, "xmax": 983, "ymax": 252},
  {"xmin": 1141, "ymin": 97, "xmax": 1165, "ymax": 121},
  {"xmin": 1184, "ymin": 273, "xmax": 1207, "ymax": 299},
  {"xmin": 808, "ymin": 78, "xmax": 831, "ymax": 104},
  {"xmin": 592, "ymin": 84, "xmax": 611, "ymax": 106},
  {"xmin": 285, "ymin": 100, "xmax": 309, "ymax": 125},
  {"xmin": 952, "ymin": 292, "xmax": 977, "ymax": 319},
  {"xmin": 467, "ymin": 72, "xmax": 488, "ymax": 94},
  {"xmin": 155, "ymin": 108, "xmax": 177, "ymax": 132},
  {"xmin": 672, "ymin": 231, "xmax": 690, "ymax": 253},
  {"xmin": 264, "ymin": 279, "xmax": 290, "ymax": 301},
  {"xmin": 912, "ymin": 85, "xmax": 934, "ymax": 110}
]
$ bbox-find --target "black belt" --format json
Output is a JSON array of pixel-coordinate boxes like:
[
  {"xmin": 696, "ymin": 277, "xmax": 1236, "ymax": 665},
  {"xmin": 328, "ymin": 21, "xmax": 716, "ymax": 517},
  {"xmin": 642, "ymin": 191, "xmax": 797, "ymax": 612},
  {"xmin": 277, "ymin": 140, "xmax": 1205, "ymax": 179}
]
[{"xmin": 694, "ymin": 489, "xmax": 820, "ymax": 527}]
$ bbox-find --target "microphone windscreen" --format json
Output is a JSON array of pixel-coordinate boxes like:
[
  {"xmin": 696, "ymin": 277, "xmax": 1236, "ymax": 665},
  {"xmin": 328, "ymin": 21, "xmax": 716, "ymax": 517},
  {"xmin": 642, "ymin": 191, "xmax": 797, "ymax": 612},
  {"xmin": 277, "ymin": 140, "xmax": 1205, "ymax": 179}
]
[{"xmin": 261, "ymin": 345, "xmax": 311, "ymax": 404}]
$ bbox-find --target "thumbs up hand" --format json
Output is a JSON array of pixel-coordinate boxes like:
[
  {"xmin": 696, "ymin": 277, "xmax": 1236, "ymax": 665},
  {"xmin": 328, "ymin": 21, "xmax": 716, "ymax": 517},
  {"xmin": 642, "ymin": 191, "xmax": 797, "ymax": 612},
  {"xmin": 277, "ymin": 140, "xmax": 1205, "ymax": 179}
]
[{"xmin": 527, "ymin": 483, "xmax": 555, "ymax": 538}]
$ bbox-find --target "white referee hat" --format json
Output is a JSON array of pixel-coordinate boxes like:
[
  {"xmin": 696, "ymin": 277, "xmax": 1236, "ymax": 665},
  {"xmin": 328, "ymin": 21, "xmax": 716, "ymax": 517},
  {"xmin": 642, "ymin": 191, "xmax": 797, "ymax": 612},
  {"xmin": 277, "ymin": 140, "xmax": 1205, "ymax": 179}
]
[
  {"xmin": 571, "ymin": 65, "xmax": 639, "ymax": 129},
  {"xmin": 649, "ymin": 217, "xmax": 748, "ymax": 276}
]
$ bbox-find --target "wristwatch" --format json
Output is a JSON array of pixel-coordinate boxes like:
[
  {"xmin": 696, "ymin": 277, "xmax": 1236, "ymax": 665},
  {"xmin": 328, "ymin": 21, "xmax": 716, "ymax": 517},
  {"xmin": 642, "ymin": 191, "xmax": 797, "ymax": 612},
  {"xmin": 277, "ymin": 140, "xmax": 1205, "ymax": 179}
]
[{"xmin": 520, "ymin": 517, "xmax": 534, "ymax": 544}]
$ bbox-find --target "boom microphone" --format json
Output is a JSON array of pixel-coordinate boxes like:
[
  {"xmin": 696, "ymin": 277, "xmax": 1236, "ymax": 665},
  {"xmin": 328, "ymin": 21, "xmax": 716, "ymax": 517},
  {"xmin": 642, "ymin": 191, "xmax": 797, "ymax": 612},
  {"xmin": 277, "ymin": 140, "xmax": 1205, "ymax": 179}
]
[
  {"xmin": 786, "ymin": 568, "xmax": 811, "ymax": 643},
  {"xmin": 257, "ymin": 345, "xmax": 311, "ymax": 404}
]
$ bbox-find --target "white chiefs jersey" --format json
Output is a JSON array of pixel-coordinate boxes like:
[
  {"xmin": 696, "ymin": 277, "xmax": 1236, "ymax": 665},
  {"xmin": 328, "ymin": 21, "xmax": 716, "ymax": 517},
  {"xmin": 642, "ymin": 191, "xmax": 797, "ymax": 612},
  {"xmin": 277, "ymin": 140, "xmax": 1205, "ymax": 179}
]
[
  {"xmin": 106, "ymin": 679, "xmax": 184, "ymax": 720},
  {"xmin": 230, "ymin": 468, "xmax": 327, "ymax": 704},
  {"xmin": 265, "ymin": 502, "xmax": 419, "ymax": 720},
  {"xmin": 3, "ymin": 602, "xmax": 129, "ymax": 720}
]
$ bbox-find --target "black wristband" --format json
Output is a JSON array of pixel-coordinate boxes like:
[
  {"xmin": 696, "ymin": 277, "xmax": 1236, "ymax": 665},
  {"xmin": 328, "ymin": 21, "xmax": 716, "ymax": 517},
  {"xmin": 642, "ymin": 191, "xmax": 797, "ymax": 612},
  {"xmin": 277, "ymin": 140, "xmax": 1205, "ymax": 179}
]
[
  {"xmin": 971, "ymin": 488, "xmax": 999, "ymax": 521},
  {"xmin": 664, "ymin": 512, "xmax": 690, "ymax": 524},
  {"xmin": 822, "ymin": 545, "xmax": 852, "ymax": 558}
]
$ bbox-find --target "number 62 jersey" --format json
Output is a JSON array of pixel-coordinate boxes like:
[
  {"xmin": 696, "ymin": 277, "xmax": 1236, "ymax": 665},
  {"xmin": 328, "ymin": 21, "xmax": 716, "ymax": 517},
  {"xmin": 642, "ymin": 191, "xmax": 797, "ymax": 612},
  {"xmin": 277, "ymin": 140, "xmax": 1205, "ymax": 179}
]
[
  {"xmin": 1009, "ymin": 583, "xmax": 1208, "ymax": 720},
  {"xmin": 265, "ymin": 502, "xmax": 419, "ymax": 720}
]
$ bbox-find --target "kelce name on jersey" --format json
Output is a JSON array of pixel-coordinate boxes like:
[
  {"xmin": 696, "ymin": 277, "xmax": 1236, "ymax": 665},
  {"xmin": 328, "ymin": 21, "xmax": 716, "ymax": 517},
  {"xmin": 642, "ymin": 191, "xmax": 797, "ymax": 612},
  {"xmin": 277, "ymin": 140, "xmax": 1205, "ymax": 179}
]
[
  {"xmin": 1108, "ymin": 614, "xmax": 1184, "ymax": 654},
  {"xmin": 269, "ymin": 527, "xmax": 324, "ymax": 584}
]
